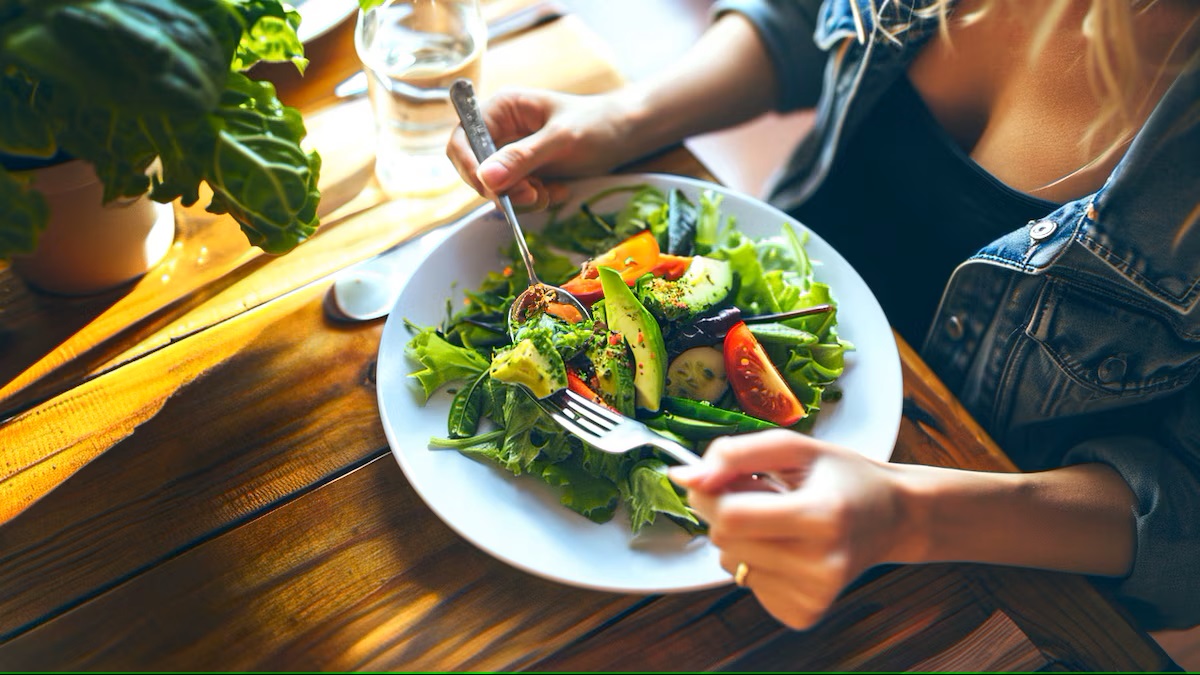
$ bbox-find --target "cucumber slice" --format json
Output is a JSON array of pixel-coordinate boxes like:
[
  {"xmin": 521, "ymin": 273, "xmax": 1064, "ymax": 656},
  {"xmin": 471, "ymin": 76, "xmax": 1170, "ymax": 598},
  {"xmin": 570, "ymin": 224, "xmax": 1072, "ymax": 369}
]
[{"xmin": 665, "ymin": 346, "xmax": 727, "ymax": 403}]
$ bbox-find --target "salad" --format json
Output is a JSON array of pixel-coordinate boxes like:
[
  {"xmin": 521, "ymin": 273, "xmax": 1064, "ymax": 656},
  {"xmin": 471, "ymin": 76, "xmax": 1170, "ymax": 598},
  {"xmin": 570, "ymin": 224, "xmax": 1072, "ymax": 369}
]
[{"xmin": 404, "ymin": 184, "xmax": 850, "ymax": 535}]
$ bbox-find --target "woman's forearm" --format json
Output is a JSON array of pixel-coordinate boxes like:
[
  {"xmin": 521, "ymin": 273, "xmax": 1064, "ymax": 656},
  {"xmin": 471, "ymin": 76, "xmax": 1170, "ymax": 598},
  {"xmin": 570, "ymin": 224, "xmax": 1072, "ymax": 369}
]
[
  {"xmin": 617, "ymin": 12, "xmax": 783, "ymax": 155},
  {"xmin": 889, "ymin": 462, "xmax": 1137, "ymax": 577}
]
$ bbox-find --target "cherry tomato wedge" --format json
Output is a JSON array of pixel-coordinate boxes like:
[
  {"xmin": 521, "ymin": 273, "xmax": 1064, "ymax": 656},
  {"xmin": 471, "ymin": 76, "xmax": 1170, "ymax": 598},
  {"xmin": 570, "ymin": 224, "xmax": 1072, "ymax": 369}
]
[
  {"xmin": 722, "ymin": 321, "xmax": 806, "ymax": 426},
  {"xmin": 649, "ymin": 253, "xmax": 692, "ymax": 280},
  {"xmin": 565, "ymin": 367, "xmax": 615, "ymax": 411},
  {"xmin": 561, "ymin": 230, "xmax": 660, "ymax": 304}
]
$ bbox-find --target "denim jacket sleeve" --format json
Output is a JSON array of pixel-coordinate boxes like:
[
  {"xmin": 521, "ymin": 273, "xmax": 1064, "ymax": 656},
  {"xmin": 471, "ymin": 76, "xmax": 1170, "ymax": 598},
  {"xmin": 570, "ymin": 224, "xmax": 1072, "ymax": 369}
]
[{"xmin": 711, "ymin": 0, "xmax": 827, "ymax": 110}]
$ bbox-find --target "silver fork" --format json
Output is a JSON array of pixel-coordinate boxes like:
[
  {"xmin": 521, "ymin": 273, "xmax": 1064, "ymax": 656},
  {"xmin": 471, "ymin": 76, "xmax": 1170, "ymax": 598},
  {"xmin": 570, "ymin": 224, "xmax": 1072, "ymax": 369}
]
[{"xmin": 546, "ymin": 390, "xmax": 790, "ymax": 493}]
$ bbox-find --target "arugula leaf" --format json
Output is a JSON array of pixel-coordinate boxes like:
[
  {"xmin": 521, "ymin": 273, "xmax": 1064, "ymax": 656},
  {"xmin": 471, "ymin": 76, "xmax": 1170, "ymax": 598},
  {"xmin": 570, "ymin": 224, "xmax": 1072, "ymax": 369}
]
[
  {"xmin": 666, "ymin": 188, "xmax": 698, "ymax": 255},
  {"xmin": 405, "ymin": 326, "xmax": 490, "ymax": 399}
]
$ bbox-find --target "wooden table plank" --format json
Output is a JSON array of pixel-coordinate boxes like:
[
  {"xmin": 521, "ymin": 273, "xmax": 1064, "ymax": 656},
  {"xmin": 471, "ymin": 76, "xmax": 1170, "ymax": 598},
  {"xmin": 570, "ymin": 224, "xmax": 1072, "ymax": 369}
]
[
  {"xmin": 0, "ymin": 283, "xmax": 387, "ymax": 636},
  {"xmin": 0, "ymin": 454, "xmax": 648, "ymax": 671}
]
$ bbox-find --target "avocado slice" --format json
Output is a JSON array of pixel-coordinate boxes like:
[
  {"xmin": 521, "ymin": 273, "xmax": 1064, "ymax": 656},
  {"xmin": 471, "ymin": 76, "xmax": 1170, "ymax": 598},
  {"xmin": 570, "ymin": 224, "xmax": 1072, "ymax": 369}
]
[
  {"xmin": 585, "ymin": 328, "xmax": 637, "ymax": 417},
  {"xmin": 638, "ymin": 256, "xmax": 733, "ymax": 324},
  {"xmin": 489, "ymin": 330, "xmax": 567, "ymax": 399},
  {"xmin": 598, "ymin": 266, "xmax": 667, "ymax": 412}
]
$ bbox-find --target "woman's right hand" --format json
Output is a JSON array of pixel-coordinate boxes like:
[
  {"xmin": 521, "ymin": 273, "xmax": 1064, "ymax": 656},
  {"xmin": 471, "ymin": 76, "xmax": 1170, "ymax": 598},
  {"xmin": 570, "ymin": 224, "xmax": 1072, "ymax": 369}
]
[{"xmin": 446, "ymin": 87, "xmax": 647, "ymax": 207}]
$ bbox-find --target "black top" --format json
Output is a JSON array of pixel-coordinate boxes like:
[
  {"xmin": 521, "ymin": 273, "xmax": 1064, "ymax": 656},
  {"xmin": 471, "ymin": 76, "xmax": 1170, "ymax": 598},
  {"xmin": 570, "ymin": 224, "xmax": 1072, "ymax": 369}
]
[{"xmin": 792, "ymin": 74, "xmax": 1060, "ymax": 346}]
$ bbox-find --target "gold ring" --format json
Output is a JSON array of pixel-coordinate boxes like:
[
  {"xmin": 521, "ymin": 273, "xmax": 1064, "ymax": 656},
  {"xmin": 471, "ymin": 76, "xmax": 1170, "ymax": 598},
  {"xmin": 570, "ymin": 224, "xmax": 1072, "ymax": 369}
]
[{"xmin": 734, "ymin": 562, "xmax": 750, "ymax": 587}]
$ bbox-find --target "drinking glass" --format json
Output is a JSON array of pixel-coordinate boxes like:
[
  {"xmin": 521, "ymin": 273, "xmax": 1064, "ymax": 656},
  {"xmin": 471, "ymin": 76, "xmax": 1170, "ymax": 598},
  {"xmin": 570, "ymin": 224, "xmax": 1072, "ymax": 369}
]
[{"xmin": 355, "ymin": 0, "xmax": 486, "ymax": 197}]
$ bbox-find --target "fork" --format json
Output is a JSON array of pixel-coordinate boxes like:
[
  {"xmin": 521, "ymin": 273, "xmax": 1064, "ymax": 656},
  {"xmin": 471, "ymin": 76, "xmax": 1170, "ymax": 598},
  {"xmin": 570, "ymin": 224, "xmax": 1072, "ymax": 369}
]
[{"xmin": 546, "ymin": 390, "xmax": 790, "ymax": 493}]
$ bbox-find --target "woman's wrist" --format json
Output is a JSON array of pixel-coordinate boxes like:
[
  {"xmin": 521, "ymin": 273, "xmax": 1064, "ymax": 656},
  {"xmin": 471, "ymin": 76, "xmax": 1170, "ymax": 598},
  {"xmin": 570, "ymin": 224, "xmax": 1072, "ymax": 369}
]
[
  {"xmin": 883, "ymin": 461, "xmax": 1136, "ymax": 576},
  {"xmin": 883, "ymin": 462, "xmax": 940, "ymax": 565}
]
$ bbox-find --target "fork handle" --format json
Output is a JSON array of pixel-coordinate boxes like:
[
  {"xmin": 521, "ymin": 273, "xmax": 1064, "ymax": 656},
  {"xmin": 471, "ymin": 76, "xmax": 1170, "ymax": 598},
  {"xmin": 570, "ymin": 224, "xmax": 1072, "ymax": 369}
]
[{"xmin": 649, "ymin": 438, "xmax": 791, "ymax": 493}]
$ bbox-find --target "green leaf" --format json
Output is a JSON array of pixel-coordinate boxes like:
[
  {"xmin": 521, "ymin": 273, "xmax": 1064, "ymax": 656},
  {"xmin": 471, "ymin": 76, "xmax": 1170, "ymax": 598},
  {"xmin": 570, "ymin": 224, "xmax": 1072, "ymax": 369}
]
[
  {"xmin": 624, "ymin": 459, "xmax": 697, "ymax": 533},
  {"xmin": 228, "ymin": 0, "xmax": 306, "ymax": 73},
  {"xmin": 203, "ymin": 71, "xmax": 320, "ymax": 253},
  {"xmin": 0, "ymin": 72, "xmax": 56, "ymax": 157},
  {"xmin": 0, "ymin": 0, "xmax": 323, "ymax": 260},
  {"xmin": 447, "ymin": 373, "xmax": 488, "ymax": 438},
  {"xmin": 405, "ymin": 327, "xmax": 490, "ymax": 398},
  {"xmin": 499, "ymin": 387, "xmax": 557, "ymax": 473},
  {"xmin": 0, "ymin": 167, "xmax": 48, "ymax": 258},
  {"xmin": 4, "ymin": 0, "xmax": 233, "ymax": 113},
  {"xmin": 542, "ymin": 458, "xmax": 619, "ymax": 524}
]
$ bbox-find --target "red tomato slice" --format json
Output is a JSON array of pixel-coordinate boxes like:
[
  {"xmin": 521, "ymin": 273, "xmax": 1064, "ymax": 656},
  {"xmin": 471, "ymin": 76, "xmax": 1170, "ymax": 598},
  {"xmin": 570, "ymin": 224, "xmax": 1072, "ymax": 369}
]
[
  {"xmin": 722, "ymin": 322, "xmax": 806, "ymax": 426},
  {"xmin": 561, "ymin": 230, "xmax": 661, "ymax": 304},
  {"xmin": 566, "ymin": 367, "xmax": 615, "ymax": 410}
]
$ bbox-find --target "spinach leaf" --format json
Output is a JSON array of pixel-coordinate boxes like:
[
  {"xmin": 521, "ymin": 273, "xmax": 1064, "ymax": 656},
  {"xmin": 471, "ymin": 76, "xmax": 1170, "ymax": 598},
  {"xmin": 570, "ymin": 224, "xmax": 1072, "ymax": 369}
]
[
  {"xmin": 666, "ymin": 188, "xmax": 698, "ymax": 255},
  {"xmin": 542, "ymin": 459, "xmax": 619, "ymax": 524}
]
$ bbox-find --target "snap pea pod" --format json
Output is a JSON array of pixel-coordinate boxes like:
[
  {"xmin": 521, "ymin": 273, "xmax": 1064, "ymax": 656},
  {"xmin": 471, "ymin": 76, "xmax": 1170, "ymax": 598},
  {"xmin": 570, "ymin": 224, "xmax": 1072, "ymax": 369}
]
[{"xmin": 660, "ymin": 396, "xmax": 778, "ymax": 433}]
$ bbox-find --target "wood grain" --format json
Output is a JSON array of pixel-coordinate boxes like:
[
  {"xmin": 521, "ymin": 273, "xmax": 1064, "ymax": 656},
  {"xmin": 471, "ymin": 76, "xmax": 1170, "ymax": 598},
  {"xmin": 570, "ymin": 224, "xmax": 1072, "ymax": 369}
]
[{"xmin": 0, "ymin": 455, "xmax": 644, "ymax": 671}]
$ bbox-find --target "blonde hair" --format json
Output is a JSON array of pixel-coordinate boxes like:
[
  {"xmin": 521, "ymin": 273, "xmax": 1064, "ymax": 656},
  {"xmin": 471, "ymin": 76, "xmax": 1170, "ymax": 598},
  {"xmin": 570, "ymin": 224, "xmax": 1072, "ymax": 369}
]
[{"xmin": 873, "ymin": 0, "xmax": 1199, "ymax": 194}]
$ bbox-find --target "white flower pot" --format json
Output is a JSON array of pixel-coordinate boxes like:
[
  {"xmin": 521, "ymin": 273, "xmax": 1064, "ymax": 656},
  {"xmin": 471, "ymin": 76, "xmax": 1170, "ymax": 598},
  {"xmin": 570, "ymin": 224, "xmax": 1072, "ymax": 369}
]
[{"xmin": 10, "ymin": 159, "xmax": 175, "ymax": 295}]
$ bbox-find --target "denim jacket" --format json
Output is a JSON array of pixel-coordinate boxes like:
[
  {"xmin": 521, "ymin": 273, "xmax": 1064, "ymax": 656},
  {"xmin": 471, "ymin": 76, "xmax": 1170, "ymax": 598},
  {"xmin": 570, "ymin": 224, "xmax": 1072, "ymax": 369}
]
[{"xmin": 715, "ymin": 0, "xmax": 1200, "ymax": 630}]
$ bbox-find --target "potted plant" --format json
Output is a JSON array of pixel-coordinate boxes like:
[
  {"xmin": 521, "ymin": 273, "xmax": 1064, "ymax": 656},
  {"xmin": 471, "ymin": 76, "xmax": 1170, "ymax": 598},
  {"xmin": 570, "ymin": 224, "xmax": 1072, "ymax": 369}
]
[{"xmin": 0, "ymin": 0, "xmax": 323, "ymax": 293}]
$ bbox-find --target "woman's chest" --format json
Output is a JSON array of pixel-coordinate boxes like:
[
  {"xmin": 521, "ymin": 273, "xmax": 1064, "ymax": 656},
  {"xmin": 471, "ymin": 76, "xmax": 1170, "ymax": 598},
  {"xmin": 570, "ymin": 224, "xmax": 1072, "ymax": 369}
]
[{"xmin": 904, "ymin": 7, "xmax": 1116, "ymax": 204}]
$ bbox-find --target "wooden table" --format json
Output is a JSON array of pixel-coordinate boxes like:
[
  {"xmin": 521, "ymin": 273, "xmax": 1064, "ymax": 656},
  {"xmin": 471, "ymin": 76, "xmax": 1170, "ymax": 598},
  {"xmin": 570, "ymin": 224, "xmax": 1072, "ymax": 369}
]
[{"xmin": 0, "ymin": 6, "xmax": 1178, "ymax": 671}]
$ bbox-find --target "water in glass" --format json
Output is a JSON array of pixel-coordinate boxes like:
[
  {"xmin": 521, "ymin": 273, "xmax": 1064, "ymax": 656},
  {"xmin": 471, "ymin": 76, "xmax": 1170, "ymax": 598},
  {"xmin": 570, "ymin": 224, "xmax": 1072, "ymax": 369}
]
[{"xmin": 355, "ymin": 0, "xmax": 485, "ymax": 197}]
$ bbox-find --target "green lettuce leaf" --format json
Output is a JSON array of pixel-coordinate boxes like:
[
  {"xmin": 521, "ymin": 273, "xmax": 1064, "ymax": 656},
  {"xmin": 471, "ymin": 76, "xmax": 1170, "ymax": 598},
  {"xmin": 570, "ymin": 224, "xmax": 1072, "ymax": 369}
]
[
  {"xmin": 624, "ymin": 458, "xmax": 698, "ymax": 533},
  {"xmin": 405, "ymin": 326, "xmax": 490, "ymax": 399}
]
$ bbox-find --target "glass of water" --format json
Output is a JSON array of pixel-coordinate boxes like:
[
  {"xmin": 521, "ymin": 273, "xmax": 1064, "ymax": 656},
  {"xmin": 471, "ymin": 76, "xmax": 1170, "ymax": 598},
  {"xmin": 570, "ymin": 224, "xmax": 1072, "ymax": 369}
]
[{"xmin": 355, "ymin": 0, "xmax": 486, "ymax": 197}]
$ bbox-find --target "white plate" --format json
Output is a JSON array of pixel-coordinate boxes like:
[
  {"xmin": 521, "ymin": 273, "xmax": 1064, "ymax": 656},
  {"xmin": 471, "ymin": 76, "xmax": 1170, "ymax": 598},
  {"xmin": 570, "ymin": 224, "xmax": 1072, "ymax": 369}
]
[
  {"xmin": 291, "ymin": 0, "xmax": 358, "ymax": 43},
  {"xmin": 376, "ymin": 173, "xmax": 903, "ymax": 593}
]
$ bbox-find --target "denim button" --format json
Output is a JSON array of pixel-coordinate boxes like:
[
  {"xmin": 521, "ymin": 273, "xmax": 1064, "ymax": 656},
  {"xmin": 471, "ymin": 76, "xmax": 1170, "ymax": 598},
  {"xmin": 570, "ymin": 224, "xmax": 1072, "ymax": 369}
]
[
  {"xmin": 944, "ymin": 314, "xmax": 965, "ymax": 341},
  {"xmin": 1030, "ymin": 220, "xmax": 1057, "ymax": 241},
  {"xmin": 1097, "ymin": 356, "xmax": 1127, "ymax": 384}
]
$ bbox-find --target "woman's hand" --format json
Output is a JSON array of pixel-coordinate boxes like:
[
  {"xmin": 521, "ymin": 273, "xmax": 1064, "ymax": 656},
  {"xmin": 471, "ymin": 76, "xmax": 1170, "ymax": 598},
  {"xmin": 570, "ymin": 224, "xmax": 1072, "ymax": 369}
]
[
  {"xmin": 446, "ymin": 87, "xmax": 648, "ymax": 207},
  {"xmin": 669, "ymin": 429, "xmax": 917, "ymax": 630},
  {"xmin": 670, "ymin": 428, "xmax": 1140, "ymax": 630}
]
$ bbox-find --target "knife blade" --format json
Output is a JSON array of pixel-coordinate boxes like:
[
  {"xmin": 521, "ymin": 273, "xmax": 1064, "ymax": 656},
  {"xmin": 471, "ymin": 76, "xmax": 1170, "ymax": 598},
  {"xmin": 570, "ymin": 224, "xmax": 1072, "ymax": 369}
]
[{"xmin": 334, "ymin": 1, "xmax": 567, "ymax": 99}]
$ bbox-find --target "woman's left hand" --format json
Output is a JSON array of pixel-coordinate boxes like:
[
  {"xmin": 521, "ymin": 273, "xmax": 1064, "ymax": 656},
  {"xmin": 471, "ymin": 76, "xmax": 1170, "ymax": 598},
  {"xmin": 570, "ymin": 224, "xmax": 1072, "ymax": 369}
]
[{"xmin": 669, "ymin": 429, "xmax": 918, "ymax": 630}]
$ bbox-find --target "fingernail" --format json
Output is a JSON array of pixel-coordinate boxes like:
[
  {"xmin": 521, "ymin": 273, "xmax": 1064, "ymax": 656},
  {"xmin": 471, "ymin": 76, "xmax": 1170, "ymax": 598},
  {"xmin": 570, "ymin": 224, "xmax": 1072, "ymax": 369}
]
[{"xmin": 477, "ymin": 161, "xmax": 509, "ymax": 191}]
